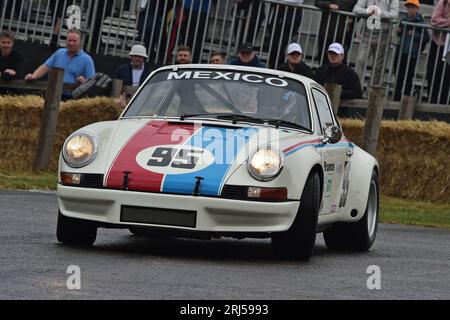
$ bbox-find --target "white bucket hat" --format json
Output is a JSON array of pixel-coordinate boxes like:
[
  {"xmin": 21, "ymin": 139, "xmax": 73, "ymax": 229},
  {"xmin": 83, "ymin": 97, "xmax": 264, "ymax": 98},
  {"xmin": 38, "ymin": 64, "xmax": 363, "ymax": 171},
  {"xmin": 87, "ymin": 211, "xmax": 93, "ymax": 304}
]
[{"xmin": 129, "ymin": 44, "xmax": 148, "ymax": 58}]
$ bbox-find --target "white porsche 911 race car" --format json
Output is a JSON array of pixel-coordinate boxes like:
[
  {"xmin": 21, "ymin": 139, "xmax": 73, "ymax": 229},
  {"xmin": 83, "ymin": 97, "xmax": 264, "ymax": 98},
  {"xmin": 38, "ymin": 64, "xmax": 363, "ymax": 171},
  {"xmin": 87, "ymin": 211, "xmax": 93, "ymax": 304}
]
[{"xmin": 57, "ymin": 64, "xmax": 379, "ymax": 261}]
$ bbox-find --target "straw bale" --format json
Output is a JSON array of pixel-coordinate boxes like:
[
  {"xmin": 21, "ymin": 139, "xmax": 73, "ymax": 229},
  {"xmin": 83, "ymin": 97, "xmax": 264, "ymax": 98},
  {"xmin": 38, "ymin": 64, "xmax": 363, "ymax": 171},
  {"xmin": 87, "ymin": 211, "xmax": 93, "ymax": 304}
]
[{"xmin": 0, "ymin": 98, "xmax": 448, "ymax": 203}]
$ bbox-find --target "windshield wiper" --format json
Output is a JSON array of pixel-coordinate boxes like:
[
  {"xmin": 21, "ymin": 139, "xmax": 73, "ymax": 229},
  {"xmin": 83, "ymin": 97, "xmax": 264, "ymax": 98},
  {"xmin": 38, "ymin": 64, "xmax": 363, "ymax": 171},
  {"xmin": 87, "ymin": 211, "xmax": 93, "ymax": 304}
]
[
  {"xmin": 265, "ymin": 119, "xmax": 311, "ymax": 132},
  {"xmin": 180, "ymin": 113, "xmax": 265, "ymax": 125},
  {"xmin": 216, "ymin": 114, "xmax": 265, "ymax": 124},
  {"xmin": 180, "ymin": 113, "xmax": 233, "ymax": 120},
  {"xmin": 180, "ymin": 114, "xmax": 309, "ymax": 131}
]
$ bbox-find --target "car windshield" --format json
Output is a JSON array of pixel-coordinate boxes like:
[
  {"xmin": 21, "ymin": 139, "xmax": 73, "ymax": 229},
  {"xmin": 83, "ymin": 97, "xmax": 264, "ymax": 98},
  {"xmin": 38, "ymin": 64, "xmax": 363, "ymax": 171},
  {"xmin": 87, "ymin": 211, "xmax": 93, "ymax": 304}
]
[{"xmin": 123, "ymin": 69, "xmax": 312, "ymax": 131}]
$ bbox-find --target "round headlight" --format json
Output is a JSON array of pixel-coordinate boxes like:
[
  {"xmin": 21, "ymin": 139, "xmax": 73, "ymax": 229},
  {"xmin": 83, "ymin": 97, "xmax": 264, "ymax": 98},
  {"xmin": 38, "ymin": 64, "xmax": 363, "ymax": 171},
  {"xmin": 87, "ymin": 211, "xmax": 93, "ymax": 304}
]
[
  {"xmin": 248, "ymin": 146, "xmax": 284, "ymax": 181},
  {"xmin": 62, "ymin": 132, "xmax": 97, "ymax": 168}
]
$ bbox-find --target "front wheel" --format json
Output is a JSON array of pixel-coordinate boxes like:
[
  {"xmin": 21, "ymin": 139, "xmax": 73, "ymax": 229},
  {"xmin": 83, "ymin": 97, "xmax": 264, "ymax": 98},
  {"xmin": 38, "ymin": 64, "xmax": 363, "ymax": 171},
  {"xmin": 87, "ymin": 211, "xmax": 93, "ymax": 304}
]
[
  {"xmin": 324, "ymin": 170, "xmax": 379, "ymax": 251},
  {"xmin": 56, "ymin": 211, "xmax": 97, "ymax": 246},
  {"xmin": 271, "ymin": 171, "xmax": 321, "ymax": 261}
]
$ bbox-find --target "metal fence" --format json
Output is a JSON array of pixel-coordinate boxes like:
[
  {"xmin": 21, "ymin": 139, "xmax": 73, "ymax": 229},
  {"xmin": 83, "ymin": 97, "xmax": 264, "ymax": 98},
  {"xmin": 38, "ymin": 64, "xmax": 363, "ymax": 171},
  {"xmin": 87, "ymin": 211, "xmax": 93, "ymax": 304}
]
[{"xmin": 1, "ymin": 0, "xmax": 449, "ymax": 105}]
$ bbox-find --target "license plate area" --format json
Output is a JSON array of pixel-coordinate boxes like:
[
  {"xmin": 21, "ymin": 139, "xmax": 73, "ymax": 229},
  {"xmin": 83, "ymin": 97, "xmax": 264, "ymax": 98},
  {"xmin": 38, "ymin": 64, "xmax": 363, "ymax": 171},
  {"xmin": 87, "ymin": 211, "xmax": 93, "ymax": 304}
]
[{"xmin": 121, "ymin": 205, "xmax": 197, "ymax": 228}]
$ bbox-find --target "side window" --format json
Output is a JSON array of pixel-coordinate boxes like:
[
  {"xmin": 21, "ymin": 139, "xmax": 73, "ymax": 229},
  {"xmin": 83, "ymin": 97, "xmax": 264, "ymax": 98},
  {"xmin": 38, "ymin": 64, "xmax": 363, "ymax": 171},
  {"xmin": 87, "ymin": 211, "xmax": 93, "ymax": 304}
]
[{"xmin": 312, "ymin": 89, "xmax": 334, "ymax": 132}]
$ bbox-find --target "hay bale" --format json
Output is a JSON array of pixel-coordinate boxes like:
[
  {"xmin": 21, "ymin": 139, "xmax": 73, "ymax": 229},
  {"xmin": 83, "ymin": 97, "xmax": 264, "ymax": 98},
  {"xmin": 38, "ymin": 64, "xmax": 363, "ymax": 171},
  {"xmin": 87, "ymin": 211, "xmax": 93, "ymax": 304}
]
[
  {"xmin": 0, "ymin": 97, "xmax": 448, "ymax": 204},
  {"xmin": 341, "ymin": 119, "xmax": 450, "ymax": 204},
  {"xmin": 0, "ymin": 95, "xmax": 121, "ymax": 171}
]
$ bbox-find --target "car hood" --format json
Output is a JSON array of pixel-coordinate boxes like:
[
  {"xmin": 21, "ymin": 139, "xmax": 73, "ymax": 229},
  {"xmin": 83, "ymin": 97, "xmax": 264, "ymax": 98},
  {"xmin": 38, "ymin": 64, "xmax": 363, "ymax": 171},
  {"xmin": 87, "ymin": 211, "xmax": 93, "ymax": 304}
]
[{"xmin": 103, "ymin": 119, "xmax": 307, "ymax": 196}]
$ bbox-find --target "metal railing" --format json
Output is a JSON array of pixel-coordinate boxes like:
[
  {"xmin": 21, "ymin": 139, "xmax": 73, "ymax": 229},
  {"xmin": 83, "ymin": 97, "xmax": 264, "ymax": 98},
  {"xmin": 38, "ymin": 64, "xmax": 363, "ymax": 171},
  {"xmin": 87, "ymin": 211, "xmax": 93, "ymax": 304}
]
[{"xmin": 1, "ymin": 0, "xmax": 449, "ymax": 105}]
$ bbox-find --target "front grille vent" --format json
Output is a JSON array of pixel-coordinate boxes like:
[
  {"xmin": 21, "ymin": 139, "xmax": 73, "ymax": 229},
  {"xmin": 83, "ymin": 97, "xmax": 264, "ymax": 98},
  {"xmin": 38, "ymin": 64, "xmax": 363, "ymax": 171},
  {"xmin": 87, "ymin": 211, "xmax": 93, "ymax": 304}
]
[
  {"xmin": 221, "ymin": 185, "xmax": 248, "ymax": 200},
  {"xmin": 80, "ymin": 174, "xmax": 104, "ymax": 188}
]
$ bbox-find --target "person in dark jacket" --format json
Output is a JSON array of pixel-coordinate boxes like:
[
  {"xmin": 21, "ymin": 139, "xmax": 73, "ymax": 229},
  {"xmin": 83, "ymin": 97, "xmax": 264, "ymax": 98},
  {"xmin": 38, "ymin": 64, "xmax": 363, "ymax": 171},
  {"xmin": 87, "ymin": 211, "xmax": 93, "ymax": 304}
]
[
  {"xmin": 0, "ymin": 31, "xmax": 24, "ymax": 81},
  {"xmin": 175, "ymin": 45, "xmax": 193, "ymax": 64},
  {"xmin": 278, "ymin": 43, "xmax": 314, "ymax": 79},
  {"xmin": 115, "ymin": 45, "xmax": 153, "ymax": 87},
  {"xmin": 0, "ymin": 30, "xmax": 24, "ymax": 95},
  {"xmin": 314, "ymin": 43, "xmax": 363, "ymax": 100},
  {"xmin": 315, "ymin": 1, "xmax": 357, "ymax": 64},
  {"xmin": 229, "ymin": 43, "xmax": 266, "ymax": 67},
  {"xmin": 393, "ymin": 0, "xmax": 430, "ymax": 101}
]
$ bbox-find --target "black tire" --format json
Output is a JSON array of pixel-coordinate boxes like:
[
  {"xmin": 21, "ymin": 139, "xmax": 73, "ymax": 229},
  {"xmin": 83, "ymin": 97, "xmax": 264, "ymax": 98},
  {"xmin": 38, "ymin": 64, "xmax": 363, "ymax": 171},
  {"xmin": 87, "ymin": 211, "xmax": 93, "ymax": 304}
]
[
  {"xmin": 56, "ymin": 211, "xmax": 97, "ymax": 246},
  {"xmin": 324, "ymin": 170, "xmax": 379, "ymax": 251},
  {"xmin": 271, "ymin": 171, "xmax": 321, "ymax": 261}
]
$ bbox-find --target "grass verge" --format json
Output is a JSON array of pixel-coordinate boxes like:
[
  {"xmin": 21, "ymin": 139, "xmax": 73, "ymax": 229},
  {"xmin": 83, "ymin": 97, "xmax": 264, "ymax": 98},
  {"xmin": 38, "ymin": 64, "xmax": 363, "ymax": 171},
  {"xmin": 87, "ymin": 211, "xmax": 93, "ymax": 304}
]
[
  {"xmin": 0, "ymin": 171, "xmax": 449, "ymax": 229},
  {"xmin": 380, "ymin": 196, "xmax": 450, "ymax": 229},
  {"xmin": 0, "ymin": 171, "xmax": 57, "ymax": 190}
]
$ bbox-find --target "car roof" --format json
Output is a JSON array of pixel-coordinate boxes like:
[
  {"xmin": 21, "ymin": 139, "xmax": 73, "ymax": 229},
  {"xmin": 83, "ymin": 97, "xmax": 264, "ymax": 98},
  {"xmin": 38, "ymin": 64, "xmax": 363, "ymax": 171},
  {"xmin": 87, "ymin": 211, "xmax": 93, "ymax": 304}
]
[{"xmin": 154, "ymin": 64, "xmax": 319, "ymax": 87}]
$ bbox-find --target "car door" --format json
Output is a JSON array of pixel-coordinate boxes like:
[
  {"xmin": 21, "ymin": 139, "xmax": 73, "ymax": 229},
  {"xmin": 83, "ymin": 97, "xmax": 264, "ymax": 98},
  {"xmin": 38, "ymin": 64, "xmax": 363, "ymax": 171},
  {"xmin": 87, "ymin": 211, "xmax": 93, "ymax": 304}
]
[{"xmin": 311, "ymin": 88, "xmax": 349, "ymax": 215}]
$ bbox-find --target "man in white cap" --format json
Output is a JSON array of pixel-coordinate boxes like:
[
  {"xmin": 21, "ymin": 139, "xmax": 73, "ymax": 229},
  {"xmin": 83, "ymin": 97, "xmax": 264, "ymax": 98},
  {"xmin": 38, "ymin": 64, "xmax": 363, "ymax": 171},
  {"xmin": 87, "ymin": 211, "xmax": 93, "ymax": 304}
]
[
  {"xmin": 115, "ymin": 44, "xmax": 154, "ymax": 87},
  {"xmin": 278, "ymin": 43, "xmax": 314, "ymax": 79},
  {"xmin": 314, "ymin": 43, "xmax": 363, "ymax": 100}
]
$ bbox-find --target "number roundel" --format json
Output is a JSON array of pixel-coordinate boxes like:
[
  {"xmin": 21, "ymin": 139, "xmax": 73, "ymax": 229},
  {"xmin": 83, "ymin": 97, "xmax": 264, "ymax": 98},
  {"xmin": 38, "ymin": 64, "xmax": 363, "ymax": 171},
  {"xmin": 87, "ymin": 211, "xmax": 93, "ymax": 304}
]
[{"xmin": 135, "ymin": 145, "xmax": 215, "ymax": 175}]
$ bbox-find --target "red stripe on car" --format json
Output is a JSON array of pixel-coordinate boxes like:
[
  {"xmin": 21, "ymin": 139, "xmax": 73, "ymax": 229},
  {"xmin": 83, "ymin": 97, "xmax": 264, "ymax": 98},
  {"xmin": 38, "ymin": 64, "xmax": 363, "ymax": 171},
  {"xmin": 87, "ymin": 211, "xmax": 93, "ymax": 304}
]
[
  {"xmin": 105, "ymin": 121, "xmax": 195, "ymax": 192},
  {"xmin": 283, "ymin": 139, "xmax": 322, "ymax": 154}
]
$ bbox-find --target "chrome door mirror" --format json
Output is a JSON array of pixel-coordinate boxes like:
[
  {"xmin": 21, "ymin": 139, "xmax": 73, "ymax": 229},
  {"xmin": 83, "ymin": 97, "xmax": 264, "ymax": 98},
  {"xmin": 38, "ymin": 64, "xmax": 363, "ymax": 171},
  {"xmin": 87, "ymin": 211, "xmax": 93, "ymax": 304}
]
[{"xmin": 323, "ymin": 125, "xmax": 343, "ymax": 144}]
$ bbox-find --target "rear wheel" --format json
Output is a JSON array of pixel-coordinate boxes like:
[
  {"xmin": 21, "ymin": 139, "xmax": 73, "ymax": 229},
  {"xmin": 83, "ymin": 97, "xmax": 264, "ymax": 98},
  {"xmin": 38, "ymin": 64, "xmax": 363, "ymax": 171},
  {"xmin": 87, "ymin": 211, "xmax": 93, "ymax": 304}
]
[
  {"xmin": 56, "ymin": 211, "xmax": 97, "ymax": 246},
  {"xmin": 271, "ymin": 171, "xmax": 321, "ymax": 261},
  {"xmin": 324, "ymin": 170, "xmax": 379, "ymax": 251}
]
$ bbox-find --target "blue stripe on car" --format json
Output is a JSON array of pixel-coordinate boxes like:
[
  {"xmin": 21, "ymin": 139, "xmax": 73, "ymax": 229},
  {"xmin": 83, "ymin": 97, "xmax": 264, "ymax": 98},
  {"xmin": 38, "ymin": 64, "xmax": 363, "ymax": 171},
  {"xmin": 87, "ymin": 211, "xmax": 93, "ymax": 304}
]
[
  {"xmin": 285, "ymin": 142, "xmax": 354, "ymax": 157},
  {"xmin": 162, "ymin": 127, "xmax": 259, "ymax": 196}
]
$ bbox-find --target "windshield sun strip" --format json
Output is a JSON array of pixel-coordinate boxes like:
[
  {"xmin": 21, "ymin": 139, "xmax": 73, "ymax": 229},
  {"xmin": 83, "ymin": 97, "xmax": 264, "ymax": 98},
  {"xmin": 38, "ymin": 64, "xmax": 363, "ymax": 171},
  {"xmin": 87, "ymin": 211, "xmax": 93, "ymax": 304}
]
[
  {"xmin": 121, "ymin": 68, "xmax": 314, "ymax": 131},
  {"xmin": 119, "ymin": 116, "xmax": 312, "ymax": 133}
]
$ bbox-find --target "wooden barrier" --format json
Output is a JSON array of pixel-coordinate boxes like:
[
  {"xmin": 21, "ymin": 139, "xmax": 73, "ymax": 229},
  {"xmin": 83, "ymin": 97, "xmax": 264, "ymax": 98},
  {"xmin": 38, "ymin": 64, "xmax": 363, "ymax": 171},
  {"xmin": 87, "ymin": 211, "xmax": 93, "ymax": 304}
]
[
  {"xmin": 0, "ymin": 79, "xmax": 48, "ymax": 91},
  {"xmin": 339, "ymin": 99, "xmax": 450, "ymax": 115},
  {"xmin": 363, "ymin": 86, "xmax": 386, "ymax": 157},
  {"xmin": 111, "ymin": 79, "xmax": 123, "ymax": 98},
  {"xmin": 324, "ymin": 83, "xmax": 342, "ymax": 116},
  {"xmin": 33, "ymin": 68, "xmax": 65, "ymax": 172},
  {"xmin": 399, "ymin": 95, "xmax": 417, "ymax": 120}
]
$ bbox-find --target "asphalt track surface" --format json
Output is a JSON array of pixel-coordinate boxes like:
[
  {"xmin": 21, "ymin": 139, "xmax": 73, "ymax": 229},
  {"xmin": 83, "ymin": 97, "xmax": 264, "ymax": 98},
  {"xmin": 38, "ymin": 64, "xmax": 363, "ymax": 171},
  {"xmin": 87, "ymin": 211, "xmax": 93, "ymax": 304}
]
[{"xmin": 1, "ymin": 189, "xmax": 450, "ymax": 300}]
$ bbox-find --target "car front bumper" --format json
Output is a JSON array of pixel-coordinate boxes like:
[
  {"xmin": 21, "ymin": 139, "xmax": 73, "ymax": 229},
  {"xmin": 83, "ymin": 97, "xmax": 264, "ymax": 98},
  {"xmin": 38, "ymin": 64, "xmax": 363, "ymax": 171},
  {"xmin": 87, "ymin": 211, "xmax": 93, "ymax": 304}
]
[{"xmin": 57, "ymin": 185, "xmax": 300, "ymax": 233}]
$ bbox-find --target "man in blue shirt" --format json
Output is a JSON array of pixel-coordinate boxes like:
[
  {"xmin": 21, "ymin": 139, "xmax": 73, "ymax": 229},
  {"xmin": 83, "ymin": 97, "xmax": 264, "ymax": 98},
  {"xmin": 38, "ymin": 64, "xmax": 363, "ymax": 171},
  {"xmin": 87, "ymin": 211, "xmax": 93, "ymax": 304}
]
[{"xmin": 25, "ymin": 29, "xmax": 95, "ymax": 87}]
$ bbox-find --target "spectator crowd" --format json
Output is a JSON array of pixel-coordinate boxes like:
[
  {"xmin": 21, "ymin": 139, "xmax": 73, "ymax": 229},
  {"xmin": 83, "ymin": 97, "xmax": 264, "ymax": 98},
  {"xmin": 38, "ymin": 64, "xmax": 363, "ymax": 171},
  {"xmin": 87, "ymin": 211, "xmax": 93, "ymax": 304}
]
[{"xmin": 0, "ymin": 0, "xmax": 449, "ymax": 105}]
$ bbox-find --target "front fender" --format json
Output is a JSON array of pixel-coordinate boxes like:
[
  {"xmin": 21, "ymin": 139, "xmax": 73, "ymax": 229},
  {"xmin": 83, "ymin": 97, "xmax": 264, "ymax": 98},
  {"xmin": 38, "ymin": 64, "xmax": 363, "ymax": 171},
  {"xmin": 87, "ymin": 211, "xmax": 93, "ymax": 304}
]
[
  {"xmin": 224, "ymin": 145, "xmax": 322, "ymax": 200},
  {"xmin": 342, "ymin": 146, "xmax": 379, "ymax": 222},
  {"xmin": 58, "ymin": 121, "xmax": 118, "ymax": 176}
]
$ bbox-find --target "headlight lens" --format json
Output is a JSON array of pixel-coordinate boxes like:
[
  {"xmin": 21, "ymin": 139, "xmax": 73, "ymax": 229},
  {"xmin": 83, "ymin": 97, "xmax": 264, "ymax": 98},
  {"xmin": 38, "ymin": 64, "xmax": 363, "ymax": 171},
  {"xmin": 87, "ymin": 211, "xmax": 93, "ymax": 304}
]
[
  {"xmin": 248, "ymin": 146, "xmax": 284, "ymax": 181},
  {"xmin": 62, "ymin": 133, "xmax": 97, "ymax": 168}
]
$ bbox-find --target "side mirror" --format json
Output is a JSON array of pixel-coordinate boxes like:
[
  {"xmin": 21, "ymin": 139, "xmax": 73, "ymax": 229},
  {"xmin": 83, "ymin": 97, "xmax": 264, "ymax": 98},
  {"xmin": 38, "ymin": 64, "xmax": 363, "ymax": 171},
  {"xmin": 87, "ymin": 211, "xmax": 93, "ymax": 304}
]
[{"xmin": 323, "ymin": 125, "xmax": 343, "ymax": 144}]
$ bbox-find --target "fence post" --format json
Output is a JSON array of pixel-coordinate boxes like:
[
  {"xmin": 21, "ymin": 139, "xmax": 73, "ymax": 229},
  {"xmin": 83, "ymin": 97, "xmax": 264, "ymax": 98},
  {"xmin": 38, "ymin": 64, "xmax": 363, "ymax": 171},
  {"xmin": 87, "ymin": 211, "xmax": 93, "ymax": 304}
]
[
  {"xmin": 111, "ymin": 79, "xmax": 123, "ymax": 98},
  {"xmin": 324, "ymin": 83, "xmax": 342, "ymax": 116},
  {"xmin": 33, "ymin": 67, "xmax": 65, "ymax": 172},
  {"xmin": 398, "ymin": 95, "xmax": 416, "ymax": 120},
  {"xmin": 363, "ymin": 85, "xmax": 386, "ymax": 157}
]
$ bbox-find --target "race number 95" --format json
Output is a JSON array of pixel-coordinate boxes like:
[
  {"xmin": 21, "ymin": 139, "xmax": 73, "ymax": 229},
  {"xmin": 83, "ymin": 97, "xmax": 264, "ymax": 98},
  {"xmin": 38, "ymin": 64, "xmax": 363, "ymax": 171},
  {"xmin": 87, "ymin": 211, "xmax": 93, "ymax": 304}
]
[
  {"xmin": 147, "ymin": 147, "xmax": 203, "ymax": 169},
  {"xmin": 136, "ymin": 145, "xmax": 215, "ymax": 174}
]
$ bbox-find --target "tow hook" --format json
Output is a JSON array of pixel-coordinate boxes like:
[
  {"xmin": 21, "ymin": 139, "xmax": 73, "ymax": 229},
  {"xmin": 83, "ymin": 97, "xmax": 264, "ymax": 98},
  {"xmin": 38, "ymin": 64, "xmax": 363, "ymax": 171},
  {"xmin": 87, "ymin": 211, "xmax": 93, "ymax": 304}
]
[
  {"xmin": 193, "ymin": 176, "xmax": 204, "ymax": 197},
  {"xmin": 122, "ymin": 171, "xmax": 132, "ymax": 190}
]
